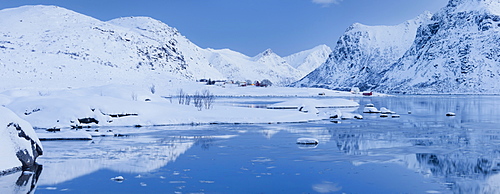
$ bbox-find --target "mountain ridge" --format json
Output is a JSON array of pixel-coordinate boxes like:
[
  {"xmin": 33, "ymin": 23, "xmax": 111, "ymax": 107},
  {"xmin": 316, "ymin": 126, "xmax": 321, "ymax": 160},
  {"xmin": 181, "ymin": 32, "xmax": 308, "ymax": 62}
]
[
  {"xmin": 0, "ymin": 5, "xmax": 329, "ymax": 90},
  {"xmin": 295, "ymin": 0, "xmax": 500, "ymax": 94}
]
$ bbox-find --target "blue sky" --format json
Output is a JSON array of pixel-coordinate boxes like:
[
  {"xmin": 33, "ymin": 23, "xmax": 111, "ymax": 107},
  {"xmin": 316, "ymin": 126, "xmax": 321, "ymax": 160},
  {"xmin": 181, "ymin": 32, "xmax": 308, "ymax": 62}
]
[{"xmin": 0, "ymin": 0, "xmax": 448, "ymax": 56}]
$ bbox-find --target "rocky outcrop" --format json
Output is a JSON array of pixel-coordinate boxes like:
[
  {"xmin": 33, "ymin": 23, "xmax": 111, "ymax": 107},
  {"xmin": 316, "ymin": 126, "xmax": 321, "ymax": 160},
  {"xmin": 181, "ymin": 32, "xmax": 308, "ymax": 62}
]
[
  {"xmin": 296, "ymin": 0, "xmax": 500, "ymax": 94},
  {"xmin": 293, "ymin": 13, "xmax": 431, "ymax": 91},
  {"xmin": 0, "ymin": 106, "xmax": 43, "ymax": 174},
  {"xmin": 379, "ymin": 0, "xmax": 500, "ymax": 93}
]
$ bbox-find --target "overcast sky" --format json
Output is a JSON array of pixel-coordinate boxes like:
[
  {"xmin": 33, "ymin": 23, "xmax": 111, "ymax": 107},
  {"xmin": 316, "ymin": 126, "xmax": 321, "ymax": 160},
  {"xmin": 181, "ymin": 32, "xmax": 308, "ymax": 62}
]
[{"xmin": 0, "ymin": 0, "xmax": 448, "ymax": 56}]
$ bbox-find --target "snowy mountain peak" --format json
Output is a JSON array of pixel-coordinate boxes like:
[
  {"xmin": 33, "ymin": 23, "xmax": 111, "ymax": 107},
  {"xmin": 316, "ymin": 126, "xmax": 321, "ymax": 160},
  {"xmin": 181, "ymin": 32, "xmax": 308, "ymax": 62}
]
[
  {"xmin": 284, "ymin": 45, "xmax": 332, "ymax": 76},
  {"xmin": 252, "ymin": 48, "xmax": 281, "ymax": 62},
  {"xmin": 445, "ymin": 0, "xmax": 500, "ymax": 14},
  {"xmin": 292, "ymin": 12, "xmax": 432, "ymax": 91},
  {"xmin": 258, "ymin": 48, "xmax": 275, "ymax": 57},
  {"xmin": 377, "ymin": 0, "xmax": 500, "ymax": 93},
  {"xmin": 108, "ymin": 16, "xmax": 181, "ymax": 38},
  {"xmin": 0, "ymin": 5, "xmax": 322, "ymax": 89}
]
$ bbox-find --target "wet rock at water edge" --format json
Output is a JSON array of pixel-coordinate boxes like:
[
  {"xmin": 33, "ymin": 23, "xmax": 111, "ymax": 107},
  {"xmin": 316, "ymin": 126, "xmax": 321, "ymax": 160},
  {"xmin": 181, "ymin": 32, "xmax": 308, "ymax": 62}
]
[
  {"xmin": 111, "ymin": 176, "xmax": 125, "ymax": 183},
  {"xmin": 446, "ymin": 112, "xmax": 456, "ymax": 116},
  {"xmin": 296, "ymin": 138, "xmax": 319, "ymax": 145}
]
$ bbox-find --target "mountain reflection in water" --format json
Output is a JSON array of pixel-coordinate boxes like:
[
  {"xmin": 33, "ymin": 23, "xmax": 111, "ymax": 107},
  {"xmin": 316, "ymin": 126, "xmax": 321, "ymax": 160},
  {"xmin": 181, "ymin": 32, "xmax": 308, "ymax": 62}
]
[{"xmin": 6, "ymin": 96, "xmax": 500, "ymax": 193}]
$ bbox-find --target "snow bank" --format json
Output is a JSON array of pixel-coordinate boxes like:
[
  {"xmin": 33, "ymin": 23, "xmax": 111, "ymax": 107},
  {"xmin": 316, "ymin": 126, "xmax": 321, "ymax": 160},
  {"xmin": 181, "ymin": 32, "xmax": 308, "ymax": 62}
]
[
  {"xmin": 1, "ymin": 85, "xmax": 361, "ymax": 130},
  {"xmin": 0, "ymin": 106, "xmax": 43, "ymax": 174}
]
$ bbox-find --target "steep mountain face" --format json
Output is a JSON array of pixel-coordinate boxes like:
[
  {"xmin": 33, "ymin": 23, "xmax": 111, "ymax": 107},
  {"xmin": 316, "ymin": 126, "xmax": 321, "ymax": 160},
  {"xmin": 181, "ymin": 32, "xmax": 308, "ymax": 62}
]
[
  {"xmin": 207, "ymin": 48, "xmax": 302, "ymax": 85},
  {"xmin": 284, "ymin": 44, "xmax": 332, "ymax": 77},
  {"xmin": 0, "ymin": 5, "xmax": 307, "ymax": 90},
  {"xmin": 108, "ymin": 17, "xmax": 224, "ymax": 81},
  {"xmin": 296, "ymin": 0, "xmax": 500, "ymax": 94},
  {"xmin": 293, "ymin": 13, "xmax": 432, "ymax": 91},
  {"xmin": 379, "ymin": 0, "xmax": 500, "ymax": 93}
]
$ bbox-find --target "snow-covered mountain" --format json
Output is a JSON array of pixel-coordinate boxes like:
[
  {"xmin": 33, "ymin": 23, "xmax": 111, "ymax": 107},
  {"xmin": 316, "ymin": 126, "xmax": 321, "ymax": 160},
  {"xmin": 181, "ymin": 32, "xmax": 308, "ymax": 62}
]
[
  {"xmin": 284, "ymin": 44, "xmax": 332, "ymax": 76},
  {"xmin": 207, "ymin": 48, "xmax": 303, "ymax": 86},
  {"xmin": 379, "ymin": 0, "xmax": 500, "ymax": 93},
  {"xmin": 295, "ymin": 0, "xmax": 500, "ymax": 94},
  {"xmin": 0, "ymin": 5, "xmax": 310, "ymax": 90},
  {"xmin": 293, "ymin": 13, "xmax": 432, "ymax": 91},
  {"xmin": 0, "ymin": 5, "xmax": 223, "ymax": 90}
]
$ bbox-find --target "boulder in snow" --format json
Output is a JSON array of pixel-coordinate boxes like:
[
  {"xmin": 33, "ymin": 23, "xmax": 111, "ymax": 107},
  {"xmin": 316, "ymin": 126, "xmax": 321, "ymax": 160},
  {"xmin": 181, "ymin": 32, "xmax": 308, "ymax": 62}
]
[
  {"xmin": 363, "ymin": 104, "xmax": 381, "ymax": 113},
  {"xmin": 0, "ymin": 106, "xmax": 43, "ymax": 174},
  {"xmin": 380, "ymin": 107, "xmax": 396, "ymax": 114},
  {"xmin": 298, "ymin": 105, "xmax": 319, "ymax": 114}
]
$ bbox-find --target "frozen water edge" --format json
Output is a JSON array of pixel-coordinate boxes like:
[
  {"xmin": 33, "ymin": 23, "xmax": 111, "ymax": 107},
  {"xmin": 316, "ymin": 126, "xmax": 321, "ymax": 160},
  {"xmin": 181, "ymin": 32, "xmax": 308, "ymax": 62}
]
[{"xmin": 0, "ymin": 85, "xmax": 361, "ymax": 130}]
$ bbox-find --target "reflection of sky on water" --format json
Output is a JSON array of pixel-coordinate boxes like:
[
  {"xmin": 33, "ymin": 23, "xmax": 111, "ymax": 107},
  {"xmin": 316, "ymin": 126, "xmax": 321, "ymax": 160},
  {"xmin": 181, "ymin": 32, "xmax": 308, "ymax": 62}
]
[{"xmin": 9, "ymin": 96, "xmax": 500, "ymax": 193}]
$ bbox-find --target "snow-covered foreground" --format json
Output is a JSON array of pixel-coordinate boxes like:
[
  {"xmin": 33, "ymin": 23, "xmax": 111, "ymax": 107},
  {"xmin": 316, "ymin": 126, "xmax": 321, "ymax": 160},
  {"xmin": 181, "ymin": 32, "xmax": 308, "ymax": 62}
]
[
  {"xmin": 0, "ymin": 106, "xmax": 43, "ymax": 175},
  {"xmin": 0, "ymin": 84, "xmax": 364, "ymax": 131}
]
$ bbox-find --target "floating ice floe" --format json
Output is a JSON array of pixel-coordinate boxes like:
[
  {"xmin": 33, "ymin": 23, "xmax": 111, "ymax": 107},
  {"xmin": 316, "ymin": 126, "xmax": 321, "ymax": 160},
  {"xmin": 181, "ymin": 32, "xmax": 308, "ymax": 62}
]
[
  {"xmin": 446, "ymin": 112, "xmax": 456, "ymax": 116},
  {"xmin": 296, "ymin": 138, "xmax": 319, "ymax": 145},
  {"xmin": 363, "ymin": 104, "xmax": 381, "ymax": 113},
  {"xmin": 111, "ymin": 176, "xmax": 125, "ymax": 182}
]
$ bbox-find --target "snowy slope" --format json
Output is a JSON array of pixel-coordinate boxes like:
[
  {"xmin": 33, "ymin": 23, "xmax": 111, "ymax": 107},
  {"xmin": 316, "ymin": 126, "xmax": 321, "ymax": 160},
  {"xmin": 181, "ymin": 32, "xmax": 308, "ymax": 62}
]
[
  {"xmin": 0, "ymin": 5, "xmax": 311, "ymax": 90},
  {"xmin": 293, "ymin": 13, "xmax": 432, "ymax": 91},
  {"xmin": 284, "ymin": 44, "xmax": 332, "ymax": 77},
  {"xmin": 0, "ymin": 5, "xmax": 218, "ymax": 90},
  {"xmin": 379, "ymin": 0, "xmax": 500, "ymax": 93}
]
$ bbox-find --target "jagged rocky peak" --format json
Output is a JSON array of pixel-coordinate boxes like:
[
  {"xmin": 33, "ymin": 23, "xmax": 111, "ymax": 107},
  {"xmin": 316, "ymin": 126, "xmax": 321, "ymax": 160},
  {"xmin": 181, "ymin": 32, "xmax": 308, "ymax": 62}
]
[
  {"xmin": 292, "ymin": 12, "xmax": 431, "ymax": 91},
  {"xmin": 377, "ymin": 0, "xmax": 500, "ymax": 93},
  {"xmin": 259, "ymin": 48, "xmax": 275, "ymax": 57}
]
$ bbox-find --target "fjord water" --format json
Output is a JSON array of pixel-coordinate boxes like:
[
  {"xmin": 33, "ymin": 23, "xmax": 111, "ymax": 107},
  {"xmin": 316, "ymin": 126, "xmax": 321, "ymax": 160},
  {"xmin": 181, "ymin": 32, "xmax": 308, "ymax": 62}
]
[{"xmin": 14, "ymin": 96, "xmax": 500, "ymax": 193}]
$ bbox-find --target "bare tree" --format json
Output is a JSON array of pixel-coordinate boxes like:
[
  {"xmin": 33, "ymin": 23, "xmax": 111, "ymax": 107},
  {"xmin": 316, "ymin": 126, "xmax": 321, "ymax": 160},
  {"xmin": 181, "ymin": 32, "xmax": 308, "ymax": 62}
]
[
  {"xmin": 178, "ymin": 89, "xmax": 185, "ymax": 104},
  {"xmin": 185, "ymin": 93, "xmax": 191, "ymax": 105},
  {"xmin": 202, "ymin": 89, "xmax": 215, "ymax": 109},
  {"xmin": 193, "ymin": 91, "xmax": 203, "ymax": 111}
]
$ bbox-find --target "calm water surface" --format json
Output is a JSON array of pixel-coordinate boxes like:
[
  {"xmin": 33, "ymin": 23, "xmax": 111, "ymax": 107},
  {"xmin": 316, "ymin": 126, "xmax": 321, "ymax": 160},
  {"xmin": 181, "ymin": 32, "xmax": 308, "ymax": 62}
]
[{"xmin": 4, "ymin": 96, "xmax": 500, "ymax": 193}]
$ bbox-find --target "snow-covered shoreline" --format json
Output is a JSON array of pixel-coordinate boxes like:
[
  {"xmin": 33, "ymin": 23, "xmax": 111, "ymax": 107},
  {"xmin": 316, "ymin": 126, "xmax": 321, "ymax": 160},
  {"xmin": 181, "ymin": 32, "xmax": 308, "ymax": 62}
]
[{"xmin": 0, "ymin": 84, "xmax": 366, "ymax": 132}]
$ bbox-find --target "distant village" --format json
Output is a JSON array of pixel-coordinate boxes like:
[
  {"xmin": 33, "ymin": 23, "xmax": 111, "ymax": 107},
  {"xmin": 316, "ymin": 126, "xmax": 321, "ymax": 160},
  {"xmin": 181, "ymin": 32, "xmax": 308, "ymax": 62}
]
[{"xmin": 198, "ymin": 79, "xmax": 273, "ymax": 87}]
